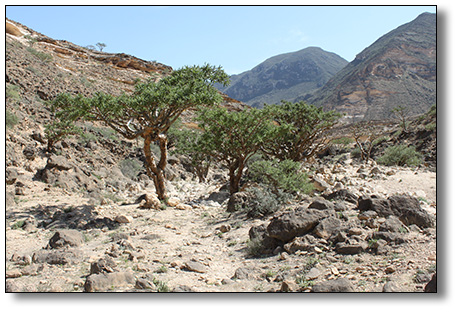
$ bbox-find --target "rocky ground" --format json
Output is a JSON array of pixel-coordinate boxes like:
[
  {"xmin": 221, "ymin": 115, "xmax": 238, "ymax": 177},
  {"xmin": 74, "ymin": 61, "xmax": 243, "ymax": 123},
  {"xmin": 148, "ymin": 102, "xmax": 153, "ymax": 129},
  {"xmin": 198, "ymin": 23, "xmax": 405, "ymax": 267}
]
[
  {"xmin": 4, "ymin": 18, "xmax": 437, "ymax": 293},
  {"xmin": 5, "ymin": 156, "xmax": 436, "ymax": 293}
]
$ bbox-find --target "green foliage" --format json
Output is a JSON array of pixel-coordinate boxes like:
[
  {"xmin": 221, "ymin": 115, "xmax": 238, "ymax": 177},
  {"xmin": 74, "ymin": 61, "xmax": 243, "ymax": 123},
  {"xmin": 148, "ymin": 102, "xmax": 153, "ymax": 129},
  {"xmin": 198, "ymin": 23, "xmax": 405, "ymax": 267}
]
[
  {"xmin": 6, "ymin": 84, "xmax": 21, "ymax": 102},
  {"xmin": 330, "ymin": 137, "xmax": 354, "ymax": 145},
  {"xmin": 45, "ymin": 116, "xmax": 82, "ymax": 151},
  {"xmin": 427, "ymin": 104, "xmax": 436, "ymax": 117},
  {"xmin": 377, "ymin": 144, "xmax": 423, "ymax": 167},
  {"xmin": 96, "ymin": 42, "xmax": 107, "ymax": 51},
  {"xmin": 392, "ymin": 105, "xmax": 410, "ymax": 132},
  {"xmin": 248, "ymin": 158, "xmax": 313, "ymax": 195},
  {"xmin": 26, "ymin": 46, "xmax": 53, "ymax": 62},
  {"xmin": 425, "ymin": 122, "xmax": 436, "ymax": 131},
  {"xmin": 196, "ymin": 106, "xmax": 275, "ymax": 194},
  {"xmin": 169, "ymin": 124, "xmax": 211, "ymax": 182},
  {"xmin": 241, "ymin": 185, "xmax": 290, "ymax": 218},
  {"xmin": 261, "ymin": 101, "xmax": 341, "ymax": 162},
  {"xmin": 246, "ymin": 234, "xmax": 266, "ymax": 257},
  {"xmin": 119, "ymin": 159, "xmax": 143, "ymax": 180},
  {"xmin": 6, "ymin": 110, "xmax": 19, "ymax": 129},
  {"xmin": 48, "ymin": 64, "xmax": 229, "ymax": 200}
]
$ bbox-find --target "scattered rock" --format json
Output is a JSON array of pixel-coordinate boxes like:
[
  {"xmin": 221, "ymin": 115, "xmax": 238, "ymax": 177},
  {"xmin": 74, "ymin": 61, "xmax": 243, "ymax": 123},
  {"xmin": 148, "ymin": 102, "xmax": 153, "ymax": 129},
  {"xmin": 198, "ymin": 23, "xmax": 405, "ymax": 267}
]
[
  {"xmin": 424, "ymin": 273, "xmax": 436, "ymax": 292},
  {"xmin": 219, "ymin": 224, "xmax": 231, "ymax": 233},
  {"xmin": 280, "ymin": 280, "xmax": 299, "ymax": 292},
  {"xmin": 383, "ymin": 281, "xmax": 401, "ymax": 292},
  {"xmin": 135, "ymin": 278, "xmax": 156, "ymax": 291},
  {"xmin": 47, "ymin": 230, "xmax": 85, "ymax": 249},
  {"xmin": 267, "ymin": 205, "xmax": 332, "ymax": 242},
  {"xmin": 84, "ymin": 271, "xmax": 135, "ymax": 292},
  {"xmin": 184, "ymin": 260, "xmax": 208, "ymax": 273},
  {"xmin": 90, "ymin": 256, "xmax": 117, "ymax": 275},
  {"xmin": 115, "ymin": 215, "xmax": 133, "ymax": 224},
  {"xmin": 311, "ymin": 278, "xmax": 354, "ymax": 292},
  {"xmin": 232, "ymin": 267, "xmax": 254, "ymax": 280}
]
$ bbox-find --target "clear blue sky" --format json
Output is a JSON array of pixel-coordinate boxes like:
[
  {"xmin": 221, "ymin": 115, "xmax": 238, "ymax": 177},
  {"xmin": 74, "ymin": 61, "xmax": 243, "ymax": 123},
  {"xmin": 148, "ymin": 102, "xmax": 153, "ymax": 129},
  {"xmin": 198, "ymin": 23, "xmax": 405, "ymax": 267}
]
[{"xmin": 6, "ymin": 5, "xmax": 436, "ymax": 74}]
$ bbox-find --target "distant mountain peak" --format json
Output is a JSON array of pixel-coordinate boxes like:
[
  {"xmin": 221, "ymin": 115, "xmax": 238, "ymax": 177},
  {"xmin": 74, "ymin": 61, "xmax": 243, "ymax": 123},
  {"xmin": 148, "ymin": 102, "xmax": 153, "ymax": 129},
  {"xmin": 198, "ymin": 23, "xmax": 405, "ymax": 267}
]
[
  {"xmin": 217, "ymin": 46, "xmax": 348, "ymax": 107},
  {"xmin": 300, "ymin": 12, "xmax": 436, "ymax": 122}
]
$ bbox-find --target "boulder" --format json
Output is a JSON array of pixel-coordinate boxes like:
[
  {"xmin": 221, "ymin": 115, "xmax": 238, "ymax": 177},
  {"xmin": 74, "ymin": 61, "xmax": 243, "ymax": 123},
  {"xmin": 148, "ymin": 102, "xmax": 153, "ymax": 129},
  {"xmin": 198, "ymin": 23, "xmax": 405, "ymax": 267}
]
[
  {"xmin": 424, "ymin": 273, "xmax": 437, "ymax": 292},
  {"xmin": 357, "ymin": 196, "xmax": 393, "ymax": 217},
  {"xmin": 313, "ymin": 217, "xmax": 344, "ymax": 239},
  {"xmin": 32, "ymin": 249, "xmax": 84, "ymax": 265},
  {"xmin": 388, "ymin": 195, "xmax": 435, "ymax": 228},
  {"xmin": 47, "ymin": 155, "xmax": 74, "ymax": 170},
  {"xmin": 90, "ymin": 256, "xmax": 117, "ymax": 275},
  {"xmin": 84, "ymin": 271, "xmax": 135, "ymax": 292},
  {"xmin": 283, "ymin": 234, "xmax": 318, "ymax": 254},
  {"xmin": 47, "ymin": 230, "xmax": 85, "ymax": 249},
  {"xmin": 358, "ymin": 195, "xmax": 435, "ymax": 228},
  {"xmin": 248, "ymin": 223, "xmax": 281, "ymax": 254},
  {"xmin": 311, "ymin": 278, "xmax": 354, "ymax": 292},
  {"xmin": 308, "ymin": 198, "xmax": 334, "ymax": 211},
  {"xmin": 335, "ymin": 242, "xmax": 368, "ymax": 255},
  {"xmin": 325, "ymin": 189, "xmax": 358, "ymax": 204},
  {"xmin": 382, "ymin": 281, "xmax": 401, "ymax": 292},
  {"xmin": 378, "ymin": 216, "xmax": 407, "ymax": 233},
  {"xmin": 267, "ymin": 205, "xmax": 332, "ymax": 242}
]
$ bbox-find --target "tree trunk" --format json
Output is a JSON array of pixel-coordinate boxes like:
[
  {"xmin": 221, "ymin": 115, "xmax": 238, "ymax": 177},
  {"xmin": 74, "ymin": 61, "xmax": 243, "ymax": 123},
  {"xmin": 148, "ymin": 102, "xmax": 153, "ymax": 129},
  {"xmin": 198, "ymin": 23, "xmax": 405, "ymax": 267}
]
[
  {"xmin": 143, "ymin": 134, "xmax": 168, "ymax": 201},
  {"xmin": 228, "ymin": 159, "xmax": 245, "ymax": 195}
]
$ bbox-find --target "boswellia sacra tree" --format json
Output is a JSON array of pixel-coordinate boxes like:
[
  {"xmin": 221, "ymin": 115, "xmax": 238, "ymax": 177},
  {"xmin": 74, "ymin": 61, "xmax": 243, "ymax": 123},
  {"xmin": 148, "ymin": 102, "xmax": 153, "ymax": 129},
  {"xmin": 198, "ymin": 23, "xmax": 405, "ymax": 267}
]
[
  {"xmin": 261, "ymin": 100, "xmax": 341, "ymax": 162},
  {"xmin": 195, "ymin": 107, "xmax": 275, "ymax": 195},
  {"xmin": 48, "ymin": 64, "xmax": 229, "ymax": 200}
]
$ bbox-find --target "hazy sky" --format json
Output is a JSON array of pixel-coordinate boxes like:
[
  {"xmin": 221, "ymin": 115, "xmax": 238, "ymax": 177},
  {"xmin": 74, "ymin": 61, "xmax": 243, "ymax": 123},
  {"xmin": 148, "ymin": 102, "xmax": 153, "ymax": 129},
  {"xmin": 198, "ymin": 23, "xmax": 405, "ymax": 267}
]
[{"xmin": 6, "ymin": 5, "xmax": 436, "ymax": 74}]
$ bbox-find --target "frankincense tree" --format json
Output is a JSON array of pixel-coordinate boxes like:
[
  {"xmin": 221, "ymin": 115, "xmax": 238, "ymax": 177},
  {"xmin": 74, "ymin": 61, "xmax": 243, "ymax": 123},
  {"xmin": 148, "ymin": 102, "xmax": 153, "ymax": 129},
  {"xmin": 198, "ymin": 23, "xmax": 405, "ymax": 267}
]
[{"xmin": 48, "ymin": 64, "xmax": 229, "ymax": 200}]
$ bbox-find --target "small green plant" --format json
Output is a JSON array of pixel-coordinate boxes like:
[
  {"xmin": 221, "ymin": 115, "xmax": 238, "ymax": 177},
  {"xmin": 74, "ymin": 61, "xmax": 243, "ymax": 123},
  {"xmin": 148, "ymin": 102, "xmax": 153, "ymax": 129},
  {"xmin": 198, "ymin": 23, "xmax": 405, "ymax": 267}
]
[
  {"xmin": 246, "ymin": 235, "xmax": 266, "ymax": 257},
  {"xmin": 6, "ymin": 84, "xmax": 21, "ymax": 102},
  {"xmin": 248, "ymin": 158, "xmax": 313, "ymax": 195},
  {"xmin": 11, "ymin": 220, "xmax": 25, "ymax": 230},
  {"xmin": 6, "ymin": 110, "xmax": 19, "ymax": 129},
  {"xmin": 425, "ymin": 123, "xmax": 436, "ymax": 132},
  {"xmin": 156, "ymin": 265, "xmax": 168, "ymax": 273},
  {"xmin": 304, "ymin": 256, "xmax": 319, "ymax": 270},
  {"xmin": 26, "ymin": 46, "xmax": 53, "ymax": 62},
  {"xmin": 119, "ymin": 159, "xmax": 143, "ymax": 180},
  {"xmin": 240, "ymin": 185, "xmax": 289, "ymax": 218},
  {"xmin": 152, "ymin": 277, "xmax": 169, "ymax": 292},
  {"xmin": 377, "ymin": 144, "xmax": 422, "ymax": 167},
  {"xmin": 296, "ymin": 275, "xmax": 315, "ymax": 289}
]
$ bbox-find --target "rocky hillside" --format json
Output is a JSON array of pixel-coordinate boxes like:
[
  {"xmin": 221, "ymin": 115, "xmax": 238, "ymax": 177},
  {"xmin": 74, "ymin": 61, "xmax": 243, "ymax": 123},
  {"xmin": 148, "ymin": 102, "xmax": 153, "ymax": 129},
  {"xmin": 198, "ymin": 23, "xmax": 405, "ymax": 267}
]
[
  {"xmin": 299, "ymin": 13, "xmax": 436, "ymax": 122},
  {"xmin": 218, "ymin": 47, "xmax": 348, "ymax": 108}
]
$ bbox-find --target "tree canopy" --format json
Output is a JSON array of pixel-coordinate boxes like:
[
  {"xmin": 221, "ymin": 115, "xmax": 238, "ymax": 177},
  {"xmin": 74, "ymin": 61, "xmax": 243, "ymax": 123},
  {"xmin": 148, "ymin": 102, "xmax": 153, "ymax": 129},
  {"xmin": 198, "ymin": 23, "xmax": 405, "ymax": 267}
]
[{"xmin": 49, "ymin": 64, "xmax": 229, "ymax": 200}]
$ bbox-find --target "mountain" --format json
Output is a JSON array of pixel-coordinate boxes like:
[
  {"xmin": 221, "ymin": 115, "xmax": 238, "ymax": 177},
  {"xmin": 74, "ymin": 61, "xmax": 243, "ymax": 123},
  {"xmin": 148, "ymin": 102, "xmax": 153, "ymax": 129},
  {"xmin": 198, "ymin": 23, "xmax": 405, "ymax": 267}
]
[
  {"xmin": 299, "ymin": 12, "xmax": 436, "ymax": 121},
  {"xmin": 218, "ymin": 47, "xmax": 348, "ymax": 108}
]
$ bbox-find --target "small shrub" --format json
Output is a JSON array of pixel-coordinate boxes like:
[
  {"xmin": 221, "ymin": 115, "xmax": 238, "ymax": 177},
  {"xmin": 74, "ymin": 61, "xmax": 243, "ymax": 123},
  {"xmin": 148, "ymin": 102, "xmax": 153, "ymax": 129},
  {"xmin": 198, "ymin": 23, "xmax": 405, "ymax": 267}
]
[
  {"xmin": 425, "ymin": 123, "xmax": 436, "ymax": 132},
  {"xmin": 26, "ymin": 47, "xmax": 53, "ymax": 62},
  {"xmin": 119, "ymin": 159, "xmax": 143, "ymax": 180},
  {"xmin": 377, "ymin": 144, "xmax": 422, "ymax": 167},
  {"xmin": 246, "ymin": 235, "xmax": 266, "ymax": 257},
  {"xmin": 330, "ymin": 137, "xmax": 354, "ymax": 145},
  {"xmin": 6, "ymin": 84, "xmax": 21, "ymax": 102},
  {"xmin": 242, "ymin": 185, "xmax": 289, "ymax": 218},
  {"xmin": 6, "ymin": 110, "xmax": 19, "ymax": 129},
  {"xmin": 248, "ymin": 158, "xmax": 313, "ymax": 195}
]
